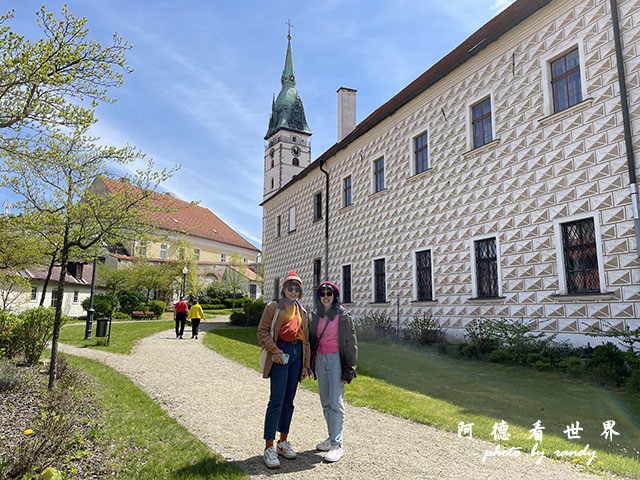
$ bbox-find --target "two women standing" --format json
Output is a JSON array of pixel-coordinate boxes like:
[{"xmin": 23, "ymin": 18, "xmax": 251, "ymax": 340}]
[{"xmin": 257, "ymin": 271, "xmax": 357, "ymax": 468}]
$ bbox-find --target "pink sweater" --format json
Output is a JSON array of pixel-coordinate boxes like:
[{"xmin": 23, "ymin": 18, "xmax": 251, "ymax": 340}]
[{"xmin": 317, "ymin": 315, "xmax": 339, "ymax": 354}]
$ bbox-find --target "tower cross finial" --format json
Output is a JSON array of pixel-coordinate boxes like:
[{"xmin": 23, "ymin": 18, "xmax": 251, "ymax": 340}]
[{"xmin": 286, "ymin": 19, "xmax": 293, "ymax": 39}]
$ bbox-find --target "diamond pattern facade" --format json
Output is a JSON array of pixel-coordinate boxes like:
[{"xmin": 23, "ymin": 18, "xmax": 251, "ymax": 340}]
[{"xmin": 262, "ymin": 0, "xmax": 640, "ymax": 339}]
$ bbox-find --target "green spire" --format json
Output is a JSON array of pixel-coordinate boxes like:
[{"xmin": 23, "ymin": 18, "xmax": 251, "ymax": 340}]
[{"xmin": 265, "ymin": 36, "xmax": 312, "ymax": 139}]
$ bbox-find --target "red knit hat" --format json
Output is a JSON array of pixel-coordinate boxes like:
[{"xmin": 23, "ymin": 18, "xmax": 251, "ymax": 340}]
[{"xmin": 282, "ymin": 270, "xmax": 303, "ymax": 297}]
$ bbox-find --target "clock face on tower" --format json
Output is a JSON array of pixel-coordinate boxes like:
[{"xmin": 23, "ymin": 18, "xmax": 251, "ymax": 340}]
[{"xmin": 291, "ymin": 146, "xmax": 301, "ymax": 156}]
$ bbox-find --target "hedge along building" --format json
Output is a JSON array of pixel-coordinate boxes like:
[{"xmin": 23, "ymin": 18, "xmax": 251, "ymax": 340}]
[{"xmin": 261, "ymin": 0, "xmax": 640, "ymax": 344}]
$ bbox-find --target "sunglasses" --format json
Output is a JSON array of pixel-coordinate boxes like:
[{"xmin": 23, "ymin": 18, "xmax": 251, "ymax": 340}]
[
  {"xmin": 286, "ymin": 286, "xmax": 301, "ymax": 293},
  {"xmin": 319, "ymin": 290, "xmax": 333, "ymax": 297}
]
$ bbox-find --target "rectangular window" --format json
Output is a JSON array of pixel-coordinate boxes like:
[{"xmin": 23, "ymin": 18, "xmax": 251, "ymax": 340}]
[
  {"xmin": 475, "ymin": 238, "xmax": 498, "ymax": 298},
  {"xmin": 178, "ymin": 247, "xmax": 185, "ymax": 260},
  {"xmin": 472, "ymin": 98, "xmax": 492, "ymax": 148},
  {"xmin": 414, "ymin": 131, "xmax": 429, "ymax": 174},
  {"xmin": 50, "ymin": 289, "xmax": 58, "ymax": 308},
  {"xmin": 314, "ymin": 258, "xmax": 322, "ymax": 291},
  {"xmin": 221, "ymin": 253, "xmax": 227, "ymax": 262},
  {"xmin": 343, "ymin": 176, "xmax": 352, "ymax": 207},
  {"xmin": 562, "ymin": 218, "xmax": 599, "ymax": 294},
  {"xmin": 137, "ymin": 243, "xmax": 147, "ymax": 257},
  {"xmin": 342, "ymin": 265, "xmax": 352, "ymax": 303},
  {"xmin": 374, "ymin": 258, "xmax": 386, "ymax": 303},
  {"xmin": 276, "ymin": 215, "xmax": 281, "ymax": 237},
  {"xmin": 194, "ymin": 248, "xmax": 201, "ymax": 260},
  {"xmin": 289, "ymin": 206, "xmax": 296, "ymax": 232},
  {"xmin": 374, "ymin": 157, "xmax": 385, "ymax": 193},
  {"xmin": 249, "ymin": 284, "xmax": 257, "ymax": 299},
  {"xmin": 416, "ymin": 250, "xmax": 433, "ymax": 301},
  {"xmin": 551, "ymin": 48, "xmax": 582, "ymax": 113},
  {"xmin": 160, "ymin": 243, "xmax": 168, "ymax": 259},
  {"xmin": 314, "ymin": 192, "xmax": 322, "ymax": 221},
  {"xmin": 273, "ymin": 278, "xmax": 280, "ymax": 301},
  {"xmin": 30, "ymin": 287, "xmax": 37, "ymax": 301},
  {"xmin": 73, "ymin": 290, "xmax": 79, "ymax": 303}
]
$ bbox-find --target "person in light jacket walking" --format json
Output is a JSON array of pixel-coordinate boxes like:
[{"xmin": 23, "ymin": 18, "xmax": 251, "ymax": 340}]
[
  {"xmin": 187, "ymin": 299, "xmax": 205, "ymax": 339},
  {"xmin": 257, "ymin": 270, "xmax": 312, "ymax": 469},
  {"xmin": 309, "ymin": 281, "xmax": 357, "ymax": 463}
]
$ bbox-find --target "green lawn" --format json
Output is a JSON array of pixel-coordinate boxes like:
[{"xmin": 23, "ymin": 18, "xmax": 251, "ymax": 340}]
[
  {"xmin": 64, "ymin": 354, "xmax": 247, "ymax": 479},
  {"xmin": 203, "ymin": 328, "xmax": 640, "ymax": 478},
  {"xmin": 60, "ymin": 320, "xmax": 174, "ymax": 354}
]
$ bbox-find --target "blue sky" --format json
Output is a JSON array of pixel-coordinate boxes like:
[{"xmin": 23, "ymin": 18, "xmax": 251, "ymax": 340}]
[{"xmin": 5, "ymin": 0, "xmax": 515, "ymax": 249}]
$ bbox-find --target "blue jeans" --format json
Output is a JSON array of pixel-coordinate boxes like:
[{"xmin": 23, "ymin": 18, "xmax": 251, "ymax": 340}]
[
  {"xmin": 316, "ymin": 352, "xmax": 345, "ymax": 446},
  {"xmin": 263, "ymin": 340, "xmax": 303, "ymax": 440}
]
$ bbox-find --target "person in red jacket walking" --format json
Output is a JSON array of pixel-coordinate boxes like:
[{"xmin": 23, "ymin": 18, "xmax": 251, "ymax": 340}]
[{"xmin": 174, "ymin": 297, "xmax": 189, "ymax": 339}]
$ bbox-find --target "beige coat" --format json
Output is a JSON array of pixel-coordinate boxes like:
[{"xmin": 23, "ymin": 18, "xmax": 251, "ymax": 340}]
[{"xmin": 257, "ymin": 299, "xmax": 311, "ymax": 379}]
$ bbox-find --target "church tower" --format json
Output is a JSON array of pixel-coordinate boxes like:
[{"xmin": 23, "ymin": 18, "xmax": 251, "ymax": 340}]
[{"xmin": 263, "ymin": 30, "xmax": 312, "ymax": 200}]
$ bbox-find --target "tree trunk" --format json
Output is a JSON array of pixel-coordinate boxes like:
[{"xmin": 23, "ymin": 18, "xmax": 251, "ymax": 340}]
[
  {"xmin": 39, "ymin": 255, "xmax": 56, "ymax": 306},
  {"xmin": 48, "ymin": 243, "xmax": 69, "ymax": 390}
]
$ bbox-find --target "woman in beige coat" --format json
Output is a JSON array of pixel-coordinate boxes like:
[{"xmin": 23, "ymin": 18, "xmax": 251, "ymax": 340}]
[{"xmin": 257, "ymin": 270, "xmax": 312, "ymax": 469}]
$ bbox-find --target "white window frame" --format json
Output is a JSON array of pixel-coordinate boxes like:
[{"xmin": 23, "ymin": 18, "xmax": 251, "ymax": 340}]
[
  {"xmin": 372, "ymin": 156, "xmax": 385, "ymax": 194},
  {"xmin": 469, "ymin": 233, "xmax": 502, "ymax": 298},
  {"xmin": 194, "ymin": 248, "xmax": 201, "ymax": 260},
  {"xmin": 160, "ymin": 243, "xmax": 168, "ymax": 259},
  {"xmin": 412, "ymin": 247, "xmax": 435, "ymax": 301},
  {"xmin": 408, "ymin": 128, "xmax": 430, "ymax": 176},
  {"xmin": 220, "ymin": 252, "xmax": 227, "ymax": 262},
  {"xmin": 465, "ymin": 90, "xmax": 496, "ymax": 151},
  {"xmin": 541, "ymin": 39, "xmax": 587, "ymax": 117},
  {"xmin": 553, "ymin": 212, "xmax": 605, "ymax": 295},
  {"xmin": 289, "ymin": 205, "xmax": 296, "ymax": 232},
  {"xmin": 371, "ymin": 256, "xmax": 387, "ymax": 303},
  {"xmin": 343, "ymin": 174, "xmax": 353, "ymax": 207},
  {"xmin": 73, "ymin": 290, "xmax": 79, "ymax": 304},
  {"xmin": 30, "ymin": 287, "xmax": 37, "ymax": 302}
]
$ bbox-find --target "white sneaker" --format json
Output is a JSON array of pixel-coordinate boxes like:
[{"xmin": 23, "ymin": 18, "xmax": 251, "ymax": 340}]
[
  {"xmin": 263, "ymin": 446, "xmax": 280, "ymax": 468},
  {"xmin": 325, "ymin": 445, "xmax": 343, "ymax": 463},
  {"xmin": 316, "ymin": 437, "xmax": 331, "ymax": 451},
  {"xmin": 276, "ymin": 440, "xmax": 297, "ymax": 459}
]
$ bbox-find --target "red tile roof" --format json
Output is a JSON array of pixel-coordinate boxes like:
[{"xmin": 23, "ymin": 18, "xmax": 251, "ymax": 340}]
[
  {"xmin": 97, "ymin": 177, "xmax": 260, "ymax": 252},
  {"xmin": 262, "ymin": 0, "xmax": 553, "ymax": 205}
]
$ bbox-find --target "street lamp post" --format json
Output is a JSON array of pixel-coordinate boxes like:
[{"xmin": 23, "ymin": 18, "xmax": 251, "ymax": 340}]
[
  {"xmin": 84, "ymin": 257, "xmax": 98, "ymax": 340},
  {"xmin": 182, "ymin": 266, "xmax": 188, "ymax": 298}
]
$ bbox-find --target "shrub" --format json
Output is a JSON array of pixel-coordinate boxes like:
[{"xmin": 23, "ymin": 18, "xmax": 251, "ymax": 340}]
[
  {"xmin": 588, "ymin": 342, "xmax": 630, "ymax": 386},
  {"xmin": 16, "ymin": 307, "xmax": 63, "ymax": 366},
  {"xmin": 457, "ymin": 343, "xmax": 481, "ymax": 359},
  {"xmin": 489, "ymin": 347, "xmax": 514, "ymax": 364},
  {"xmin": 244, "ymin": 298, "xmax": 266, "ymax": 326},
  {"xmin": 112, "ymin": 311, "xmax": 130, "ymax": 320},
  {"xmin": 627, "ymin": 369, "xmax": 640, "ymax": 394},
  {"xmin": 116, "ymin": 290, "xmax": 144, "ymax": 315},
  {"xmin": 463, "ymin": 318, "xmax": 499, "ymax": 357},
  {"xmin": 229, "ymin": 311, "xmax": 246, "ymax": 325},
  {"xmin": 205, "ymin": 281, "xmax": 244, "ymax": 302},
  {"xmin": 403, "ymin": 313, "xmax": 445, "ymax": 345},
  {"xmin": 223, "ymin": 296, "xmax": 251, "ymax": 309},
  {"xmin": 354, "ymin": 313, "xmax": 396, "ymax": 341},
  {"xmin": 0, "ymin": 358, "xmax": 24, "ymax": 392},
  {"xmin": 0, "ymin": 310, "xmax": 23, "ymax": 360},
  {"xmin": 200, "ymin": 303, "xmax": 226, "ymax": 310},
  {"xmin": 558, "ymin": 356, "xmax": 583, "ymax": 375},
  {"xmin": 526, "ymin": 352, "xmax": 551, "ymax": 371},
  {"xmin": 81, "ymin": 294, "xmax": 113, "ymax": 318},
  {"xmin": 146, "ymin": 300, "xmax": 166, "ymax": 317}
]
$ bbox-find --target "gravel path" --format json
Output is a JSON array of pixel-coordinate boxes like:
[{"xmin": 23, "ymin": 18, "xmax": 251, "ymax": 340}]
[{"xmin": 58, "ymin": 322, "xmax": 614, "ymax": 479}]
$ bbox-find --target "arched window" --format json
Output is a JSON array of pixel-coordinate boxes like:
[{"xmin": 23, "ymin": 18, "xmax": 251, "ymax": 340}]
[{"xmin": 292, "ymin": 157, "xmax": 299, "ymax": 166}]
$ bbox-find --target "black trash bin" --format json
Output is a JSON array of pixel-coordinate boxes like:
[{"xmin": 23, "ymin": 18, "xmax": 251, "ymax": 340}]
[{"xmin": 95, "ymin": 318, "xmax": 108, "ymax": 337}]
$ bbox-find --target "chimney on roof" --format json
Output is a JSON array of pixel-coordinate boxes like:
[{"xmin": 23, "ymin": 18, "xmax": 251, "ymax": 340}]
[{"xmin": 337, "ymin": 87, "xmax": 357, "ymax": 142}]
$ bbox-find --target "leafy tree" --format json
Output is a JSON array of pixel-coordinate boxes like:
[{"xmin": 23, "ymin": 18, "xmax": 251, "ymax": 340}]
[
  {"xmin": 0, "ymin": 216, "xmax": 45, "ymax": 270},
  {"xmin": 0, "ymin": 5, "xmax": 131, "ymax": 142},
  {"xmin": 224, "ymin": 253, "xmax": 248, "ymax": 311},
  {"xmin": 0, "ymin": 272, "xmax": 31, "ymax": 311},
  {"xmin": 1, "ymin": 126, "xmax": 176, "ymax": 389}
]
